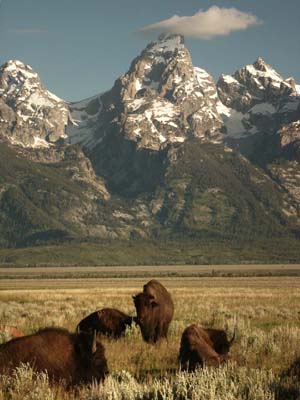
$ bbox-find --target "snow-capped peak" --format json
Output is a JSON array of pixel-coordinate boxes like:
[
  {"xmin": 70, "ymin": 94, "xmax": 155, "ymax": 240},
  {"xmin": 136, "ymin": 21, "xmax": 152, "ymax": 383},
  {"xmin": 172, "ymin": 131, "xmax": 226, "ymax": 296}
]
[
  {"xmin": 217, "ymin": 57, "xmax": 300, "ymax": 142},
  {"xmin": 146, "ymin": 34, "xmax": 185, "ymax": 55},
  {"xmin": 218, "ymin": 57, "xmax": 299, "ymax": 114},
  {"xmin": 0, "ymin": 59, "xmax": 40, "ymax": 95},
  {"xmin": 0, "ymin": 59, "xmax": 69, "ymax": 149},
  {"xmin": 243, "ymin": 57, "xmax": 285, "ymax": 88},
  {"xmin": 102, "ymin": 34, "xmax": 223, "ymax": 150},
  {"xmin": 1, "ymin": 59, "xmax": 38, "ymax": 77},
  {"xmin": 253, "ymin": 57, "xmax": 276, "ymax": 72}
]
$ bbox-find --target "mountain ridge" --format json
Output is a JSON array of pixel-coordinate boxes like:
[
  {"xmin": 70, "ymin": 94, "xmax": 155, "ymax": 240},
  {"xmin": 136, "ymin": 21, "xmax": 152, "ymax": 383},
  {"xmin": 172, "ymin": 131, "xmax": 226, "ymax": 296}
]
[
  {"xmin": 0, "ymin": 34, "xmax": 299, "ymax": 262},
  {"xmin": 1, "ymin": 35, "xmax": 299, "ymax": 155}
]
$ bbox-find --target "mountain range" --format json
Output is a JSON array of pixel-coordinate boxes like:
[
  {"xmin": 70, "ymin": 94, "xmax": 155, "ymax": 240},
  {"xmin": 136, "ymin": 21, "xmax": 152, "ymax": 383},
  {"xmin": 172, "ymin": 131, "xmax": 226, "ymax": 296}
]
[{"xmin": 0, "ymin": 34, "xmax": 299, "ymax": 264}]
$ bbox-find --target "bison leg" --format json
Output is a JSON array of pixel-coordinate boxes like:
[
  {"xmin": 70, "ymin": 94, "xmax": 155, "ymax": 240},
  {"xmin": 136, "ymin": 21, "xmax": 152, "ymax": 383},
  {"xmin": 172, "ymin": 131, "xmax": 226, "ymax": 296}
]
[
  {"xmin": 163, "ymin": 322, "xmax": 170, "ymax": 339},
  {"xmin": 149, "ymin": 325, "xmax": 161, "ymax": 344},
  {"xmin": 179, "ymin": 349, "xmax": 203, "ymax": 372}
]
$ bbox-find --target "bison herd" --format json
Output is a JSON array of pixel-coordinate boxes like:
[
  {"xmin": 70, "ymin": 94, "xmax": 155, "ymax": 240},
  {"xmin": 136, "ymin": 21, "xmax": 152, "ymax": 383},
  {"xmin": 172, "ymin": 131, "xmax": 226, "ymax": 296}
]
[{"xmin": 0, "ymin": 279, "xmax": 235, "ymax": 385}]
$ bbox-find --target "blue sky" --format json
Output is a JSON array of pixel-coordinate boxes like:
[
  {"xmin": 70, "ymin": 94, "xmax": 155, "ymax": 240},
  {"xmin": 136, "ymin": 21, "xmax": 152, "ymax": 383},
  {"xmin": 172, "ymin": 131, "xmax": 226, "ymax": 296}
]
[{"xmin": 0, "ymin": 0, "xmax": 299, "ymax": 101}]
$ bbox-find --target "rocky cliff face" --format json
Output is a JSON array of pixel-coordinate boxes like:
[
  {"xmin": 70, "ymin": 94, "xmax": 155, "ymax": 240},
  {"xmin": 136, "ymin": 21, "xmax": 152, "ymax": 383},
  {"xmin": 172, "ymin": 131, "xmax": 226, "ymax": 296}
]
[{"xmin": 280, "ymin": 121, "xmax": 300, "ymax": 155}]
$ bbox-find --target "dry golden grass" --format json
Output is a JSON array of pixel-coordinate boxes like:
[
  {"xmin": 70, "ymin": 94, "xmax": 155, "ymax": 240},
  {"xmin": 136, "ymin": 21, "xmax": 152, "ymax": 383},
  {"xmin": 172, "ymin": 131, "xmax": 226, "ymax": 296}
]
[{"xmin": 0, "ymin": 269, "xmax": 299, "ymax": 399}]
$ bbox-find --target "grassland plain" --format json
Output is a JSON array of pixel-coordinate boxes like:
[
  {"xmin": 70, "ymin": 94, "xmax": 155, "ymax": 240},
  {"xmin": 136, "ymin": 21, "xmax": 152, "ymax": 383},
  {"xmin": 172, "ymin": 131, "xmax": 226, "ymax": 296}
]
[
  {"xmin": 0, "ymin": 267, "xmax": 299, "ymax": 399},
  {"xmin": 1, "ymin": 238, "xmax": 300, "ymax": 267}
]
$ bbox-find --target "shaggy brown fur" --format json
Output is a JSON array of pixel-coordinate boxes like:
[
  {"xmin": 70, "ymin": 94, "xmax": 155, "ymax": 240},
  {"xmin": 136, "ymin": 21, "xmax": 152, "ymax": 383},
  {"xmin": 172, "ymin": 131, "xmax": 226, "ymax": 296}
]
[
  {"xmin": 179, "ymin": 324, "xmax": 229, "ymax": 371},
  {"xmin": 77, "ymin": 308, "xmax": 134, "ymax": 338},
  {"xmin": 0, "ymin": 327, "xmax": 108, "ymax": 385},
  {"xmin": 201, "ymin": 327, "xmax": 235, "ymax": 355},
  {"xmin": 133, "ymin": 279, "xmax": 174, "ymax": 344}
]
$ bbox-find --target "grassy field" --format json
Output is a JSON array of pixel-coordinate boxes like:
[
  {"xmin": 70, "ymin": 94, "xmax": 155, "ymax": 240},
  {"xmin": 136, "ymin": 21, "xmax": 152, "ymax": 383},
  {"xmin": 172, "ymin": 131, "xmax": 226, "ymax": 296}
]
[
  {"xmin": 1, "ymin": 238, "xmax": 300, "ymax": 267},
  {"xmin": 0, "ymin": 266, "xmax": 299, "ymax": 399}
]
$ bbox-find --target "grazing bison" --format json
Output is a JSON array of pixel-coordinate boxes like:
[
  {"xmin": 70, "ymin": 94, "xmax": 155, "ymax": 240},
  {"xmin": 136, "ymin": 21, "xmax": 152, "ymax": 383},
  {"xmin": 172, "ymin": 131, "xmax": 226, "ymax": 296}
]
[
  {"xmin": 133, "ymin": 279, "xmax": 174, "ymax": 343},
  {"xmin": 0, "ymin": 327, "xmax": 108, "ymax": 385},
  {"xmin": 77, "ymin": 308, "xmax": 134, "ymax": 338},
  {"xmin": 202, "ymin": 327, "xmax": 235, "ymax": 355},
  {"xmin": 179, "ymin": 324, "xmax": 230, "ymax": 371},
  {"xmin": 0, "ymin": 324, "xmax": 24, "ymax": 339}
]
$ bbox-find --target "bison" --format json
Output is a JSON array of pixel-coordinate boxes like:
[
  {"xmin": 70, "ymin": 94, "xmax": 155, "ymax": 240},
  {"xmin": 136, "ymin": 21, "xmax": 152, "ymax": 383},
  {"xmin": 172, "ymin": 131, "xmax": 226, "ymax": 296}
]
[
  {"xmin": 179, "ymin": 324, "xmax": 231, "ymax": 371},
  {"xmin": 0, "ymin": 324, "xmax": 24, "ymax": 339},
  {"xmin": 133, "ymin": 279, "xmax": 174, "ymax": 343},
  {"xmin": 76, "ymin": 308, "xmax": 135, "ymax": 338},
  {"xmin": 0, "ymin": 327, "xmax": 108, "ymax": 385}
]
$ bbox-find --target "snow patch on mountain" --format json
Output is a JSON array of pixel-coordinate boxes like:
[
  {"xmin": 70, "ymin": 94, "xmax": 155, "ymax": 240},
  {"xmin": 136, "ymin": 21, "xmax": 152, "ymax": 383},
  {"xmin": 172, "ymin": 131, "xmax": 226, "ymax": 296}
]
[
  {"xmin": 217, "ymin": 102, "xmax": 256, "ymax": 138},
  {"xmin": 249, "ymin": 103, "xmax": 277, "ymax": 115},
  {"xmin": 66, "ymin": 94, "xmax": 103, "ymax": 149},
  {"xmin": 149, "ymin": 34, "xmax": 185, "ymax": 54}
]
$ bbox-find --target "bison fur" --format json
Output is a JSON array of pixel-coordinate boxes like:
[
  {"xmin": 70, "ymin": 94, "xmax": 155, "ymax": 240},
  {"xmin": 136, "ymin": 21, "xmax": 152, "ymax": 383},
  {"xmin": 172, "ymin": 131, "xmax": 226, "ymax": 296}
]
[
  {"xmin": 179, "ymin": 324, "xmax": 230, "ymax": 371},
  {"xmin": 0, "ymin": 327, "xmax": 108, "ymax": 385},
  {"xmin": 77, "ymin": 308, "xmax": 134, "ymax": 338},
  {"xmin": 133, "ymin": 279, "xmax": 174, "ymax": 344}
]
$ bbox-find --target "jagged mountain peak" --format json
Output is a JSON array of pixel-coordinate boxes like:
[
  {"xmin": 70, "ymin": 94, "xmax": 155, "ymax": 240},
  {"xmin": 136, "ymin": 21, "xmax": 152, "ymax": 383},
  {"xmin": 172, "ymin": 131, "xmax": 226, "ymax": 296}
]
[
  {"xmin": 0, "ymin": 59, "xmax": 64, "ymax": 104},
  {"xmin": 121, "ymin": 33, "xmax": 192, "ymax": 101},
  {"xmin": 253, "ymin": 57, "xmax": 275, "ymax": 71},
  {"xmin": 0, "ymin": 59, "xmax": 69, "ymax": 149},
  {"xmin": 145, "ymin": 33, "xmax": 185, "ymax": 55},
  {"xmin": 1, "ymin": 59, "xmax": 36, "ymax": 72},
  {"xmin": 114, "ymin": 34, "xmax": 222, "ymax": 149},
  {"xmin": 238, "ymin": 58, "xmax": 286, "ymax": 88},
  {"xmin": 218, "ymin": 57, "xmax": 283, "ymax": 85},
  {"xmin": 216, "ymin": 56, "xmax": 300, "ymax": 158},
  {"xmin": 0, "ymin": 59, "xmax": 41, "ymax": 100},
  {"xmin": 1, "ymin": 59, "xmax": 39, "ymax": 77},
  {"xmin": 1, "ymin": 36, "xmax": 299, "ymax": 164},
  {"xmin": 67, "ymin": 34, "xmax": 223, "ymax": 153},
  {"xmin": 217, "ymin": 56, "xmax": 299, "ymax": 116},
  {"xmin": 250, "ymin": 58, "xmax": 300, "ymax": 96}
]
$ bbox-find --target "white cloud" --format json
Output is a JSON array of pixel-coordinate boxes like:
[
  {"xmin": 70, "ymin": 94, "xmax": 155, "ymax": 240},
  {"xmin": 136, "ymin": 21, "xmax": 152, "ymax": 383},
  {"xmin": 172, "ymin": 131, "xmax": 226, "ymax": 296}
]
[{"xmin": 138, "ymin": 6, "xmax": 262, "ymax": 39}]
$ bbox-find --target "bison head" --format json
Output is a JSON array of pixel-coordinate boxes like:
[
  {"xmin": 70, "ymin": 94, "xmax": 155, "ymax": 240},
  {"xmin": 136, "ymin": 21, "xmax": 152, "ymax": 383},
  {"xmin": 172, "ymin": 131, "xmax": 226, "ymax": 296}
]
[
  {"xmin": 216, "ymin": 329, "xmax": 236, "ymax": 355},
  {"xmin": 75, "ymin": 330, "xmax": 108, "ymax": 382},
  {"xmin": 132, "ymin": 293, "xmax": 158, "ymax": 342}
]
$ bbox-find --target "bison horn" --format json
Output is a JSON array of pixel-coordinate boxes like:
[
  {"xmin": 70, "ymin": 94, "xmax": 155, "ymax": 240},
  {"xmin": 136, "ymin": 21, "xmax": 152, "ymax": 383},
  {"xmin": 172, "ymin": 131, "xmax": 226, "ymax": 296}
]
[
  {"xmin": 229, "ymin": 327, "xmax": 236, "ymax": 346},
  {"xmin": 76, "ymin": 325, "xmax": 81, "ymax": 334},
  {"xmin": 92, "ymin": 330, "xmax": 97, "ymax": 354}
]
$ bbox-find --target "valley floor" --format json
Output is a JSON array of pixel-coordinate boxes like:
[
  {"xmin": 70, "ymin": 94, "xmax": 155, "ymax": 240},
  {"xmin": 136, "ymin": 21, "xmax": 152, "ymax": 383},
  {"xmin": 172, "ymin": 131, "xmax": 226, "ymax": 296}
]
[{"xmin": 0, "ymin": 268, "xmax": 299, "ymax": 399}]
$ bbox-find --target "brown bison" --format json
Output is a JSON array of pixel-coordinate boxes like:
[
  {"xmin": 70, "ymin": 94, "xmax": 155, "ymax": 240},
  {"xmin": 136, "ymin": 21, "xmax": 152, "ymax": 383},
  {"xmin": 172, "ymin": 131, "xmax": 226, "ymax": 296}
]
[
  {"xmin": 133, "ymin": 279, "xmax": 174, "ymax": 343},
  {"xmin": 0, "ymin": 327, "xmax": 108, "ymax": 385},
  {"xmin": 179, "ymin": 324, "xmax": 231, "ymax": 371},
  {"xmin": 76, "ymin": 308, "xmax": 135, "ymax": 338},
  {"xmin": 202, "ymin": 327, "xmax": 235, "ymax": 355},
  {"xmin": 0, "ymin": 324, "xmax": 24, "ymax": 339}
]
